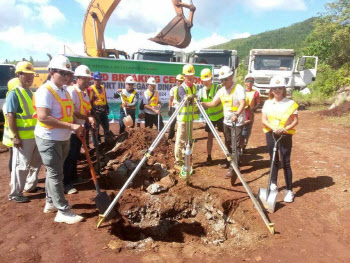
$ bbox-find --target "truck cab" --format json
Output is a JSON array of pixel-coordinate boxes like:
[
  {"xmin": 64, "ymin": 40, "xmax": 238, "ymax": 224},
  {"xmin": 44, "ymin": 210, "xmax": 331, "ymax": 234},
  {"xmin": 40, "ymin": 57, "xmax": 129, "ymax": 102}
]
[
  {"xmin": 247, "ymin": 49, "xmax": 318, "ymax": 100},
  {"xmin": 187, "ymin": 49, "xmax": 239, "ymax": 83},
  {"xmin": 132, "ymin": 49, "xmax": 185, "ymax": 62}
]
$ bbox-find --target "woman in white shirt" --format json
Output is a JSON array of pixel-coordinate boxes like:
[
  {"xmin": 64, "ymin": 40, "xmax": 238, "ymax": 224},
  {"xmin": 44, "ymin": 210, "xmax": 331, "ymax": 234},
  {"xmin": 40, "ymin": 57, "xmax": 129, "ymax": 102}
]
[{"xmin": 262, "ymin": 76, "xmax": 299, "ymax": 203}]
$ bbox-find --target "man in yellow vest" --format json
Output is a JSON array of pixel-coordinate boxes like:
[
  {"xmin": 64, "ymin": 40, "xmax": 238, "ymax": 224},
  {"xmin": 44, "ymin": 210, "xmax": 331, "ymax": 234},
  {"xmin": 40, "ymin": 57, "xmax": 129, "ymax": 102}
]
[
  {"xmin": 34, "ymin": 55, "xmax": 84, "ymax": 224},
  {"xmin": 198, "ymin": 68, "xmax": 224, "ymax": 164},
  {"xmin": 241, "ymin": 74, "xmax": 260, "ymax": 153},
  {"xmin": 63, "ymin": 65, "xmax": 96, "ymax": 195},
  {"xmin": 143, "ymin": 77, "xmax": 164, "ymax": 130},
  {"xmin": 6, "ymin": 62, "xmax": 42, "ymax": 203},
  {"xmin": 174, "ymin": 64, "xmax": 199, "ymax": 170},
  {"xmin": 201, "ymin": 66, "xmax": 245, "ymax": 180},
  {"xmin": 88, "ymin": 72, "xmax": 109, "ymax": 144},
  {"xmin": 168, "ymin": 74, "xmax": 184, "ymax": 140},
  {"xmin": 115, "ymin": 76, "xmax": 139, "ymax": 133}
]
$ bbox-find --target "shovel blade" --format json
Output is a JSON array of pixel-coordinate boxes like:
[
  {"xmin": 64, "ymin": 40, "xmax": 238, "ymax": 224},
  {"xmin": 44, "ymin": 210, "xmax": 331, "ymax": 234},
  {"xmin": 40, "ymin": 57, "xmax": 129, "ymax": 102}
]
[
  {"xmin": 258, "ymin": 188, "xmax": 278, "ymax": 213},
  {"xmin": 123, "ymin": 115, "xmax": 133, "ymax": 127},
  {"xmin": 149, "ymin": 16, "xmax": 192, "ymax": 48},
  {"xmin": 94, "ymin": 192, "xmax": 116, "ymax": 220}
]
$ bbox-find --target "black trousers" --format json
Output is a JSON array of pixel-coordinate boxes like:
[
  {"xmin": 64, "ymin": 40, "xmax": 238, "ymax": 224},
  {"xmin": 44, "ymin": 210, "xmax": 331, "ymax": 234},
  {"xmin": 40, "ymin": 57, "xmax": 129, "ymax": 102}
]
[
  {"xmin": 63, "ymin": 134, "xmax": 82, "ymax": 187},
  {"xmin": 145, "ymin": 113, "xmax": 164, "ymax": 131},
  {"xmin": 223, "ymin": 124, "xmax": 243, "ymax": 165},
  {"xmin": 168, "ymin": 107, "xmax": 176, "ymax": 139},
  {"xmin": 266, "ymin": 132, "xmax": 293, "ymax": 190}
]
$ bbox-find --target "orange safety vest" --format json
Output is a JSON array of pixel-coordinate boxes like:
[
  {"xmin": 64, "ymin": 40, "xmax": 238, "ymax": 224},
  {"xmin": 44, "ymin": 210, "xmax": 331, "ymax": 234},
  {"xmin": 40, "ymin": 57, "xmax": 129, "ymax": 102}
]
[
  {"xmin": 145, "ymin": 90, "xmax": 159, "ymax": 107},
  {"xmin": 121, "ymin": 90, "xmax": 137, "ymax": 109},
  {"xmin": 90, "ymin": 85, "xmax": 107, "ymax": 106},
  {"xmin": 219, "ymin": 84, "xmax": 238, "ymax": 112},
  {"xmin": 74, "ymin": 86, "xmax": 92, "ymax": 115},
  {"xmin": 245, "ymin": 89, "xmax": 258, "ymax": 109},
  {"xmin": 263, "ymin": 101, "xmax": 299, "ymax": 135},
  {"xmin": 33, "ymin": 84, "xmax": 74, "ymax": 129}
]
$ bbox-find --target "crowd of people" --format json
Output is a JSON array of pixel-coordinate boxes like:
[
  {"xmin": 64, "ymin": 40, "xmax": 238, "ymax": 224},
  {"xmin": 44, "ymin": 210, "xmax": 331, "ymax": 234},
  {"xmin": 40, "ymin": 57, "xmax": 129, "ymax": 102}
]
[{"xmin": 2, "ymin": 55, "xmax": 299, "ymax": 225}]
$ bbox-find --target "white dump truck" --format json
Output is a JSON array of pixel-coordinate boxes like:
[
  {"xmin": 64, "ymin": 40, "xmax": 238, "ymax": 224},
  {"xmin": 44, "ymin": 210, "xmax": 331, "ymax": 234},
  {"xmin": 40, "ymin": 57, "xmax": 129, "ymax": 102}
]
[
  {"xmin": 132, "ymin": 49, "xmax": 186, "ymax": 63},
  {"xmin": 247, "ymin": 49, "xmax": 318, "ymax": 99}
]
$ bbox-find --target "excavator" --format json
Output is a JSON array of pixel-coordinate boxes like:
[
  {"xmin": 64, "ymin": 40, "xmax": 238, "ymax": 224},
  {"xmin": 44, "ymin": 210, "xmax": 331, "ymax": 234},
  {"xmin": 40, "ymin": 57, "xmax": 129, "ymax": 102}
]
[{"xmin": 83, "ymin": 0, "xmax": 196, "ymax": 58}]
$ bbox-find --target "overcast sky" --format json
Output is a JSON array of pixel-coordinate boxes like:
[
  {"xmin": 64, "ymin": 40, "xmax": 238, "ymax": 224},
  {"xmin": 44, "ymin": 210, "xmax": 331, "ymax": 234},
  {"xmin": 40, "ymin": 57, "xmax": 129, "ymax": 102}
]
[{"xmin": 0, "ymin": 0, "xmax": 329, "ymax": 62}]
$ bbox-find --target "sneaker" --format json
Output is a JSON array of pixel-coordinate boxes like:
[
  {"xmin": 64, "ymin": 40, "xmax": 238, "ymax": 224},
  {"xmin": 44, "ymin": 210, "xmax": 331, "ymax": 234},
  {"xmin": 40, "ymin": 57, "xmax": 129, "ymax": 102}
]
[
  {"xmin": 174, "ymin": 161, "xmax": 183, "ymax": 171},
  {"xmin": 224, "ymin": 168, "xmax": 234, "ymax": 179},
  {"xmin": 9, "ymin": 196, "xmax": 30, "ymax": 203},
  {"xmin": 54, "ymin": 209, "xmax": 84, "ymax": 224},
  {"xmin": 72, "ymin": 177, "xmax": 89, "ymax": 186},
  {"xmin": 220, "ymin": 162, "xmax": 230, "ymax": 169},
  {"xmin": 270, "ymin": 183, "xmax": 278, "ymax": 191},
  {"xmin": 284, "ymin": 190, "xmax": 294, "ymax": 203},
  {"xmin": 43, "ymin": 202, "xmax": 58, "ymax": 213},
  {"xmin": 64, "ymin": 185, "xmax": 78, "ymax": 195}
]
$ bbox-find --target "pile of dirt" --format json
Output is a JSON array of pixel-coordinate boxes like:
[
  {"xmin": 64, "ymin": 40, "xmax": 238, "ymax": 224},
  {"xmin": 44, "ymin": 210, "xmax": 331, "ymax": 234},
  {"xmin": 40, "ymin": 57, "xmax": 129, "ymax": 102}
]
[{"xmin": 319, "ymin": 101, "xmax": 350, "ymax": 116}]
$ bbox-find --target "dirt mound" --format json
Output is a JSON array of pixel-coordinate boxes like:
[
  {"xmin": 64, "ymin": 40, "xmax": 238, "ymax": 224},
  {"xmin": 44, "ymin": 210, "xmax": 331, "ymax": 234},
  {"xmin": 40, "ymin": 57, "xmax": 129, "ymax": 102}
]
[{"xmin": 319, "ymin": 101, "xmax": 350, "ymax": 116}]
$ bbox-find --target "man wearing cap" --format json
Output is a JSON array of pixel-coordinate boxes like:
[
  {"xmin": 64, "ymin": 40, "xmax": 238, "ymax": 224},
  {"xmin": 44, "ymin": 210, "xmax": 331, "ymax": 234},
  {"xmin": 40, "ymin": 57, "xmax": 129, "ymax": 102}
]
[
  {"xmin": 88, "ymin": 72, "xmax": 109, "ymax": 144},
  {"xmin": 174, "ymin": 64, "xmax": 199, "ymax": 170},
  {"xmin": 6, "ymin": 62, "xmax": 42, "ymax": 203},
  {"xmin": 63, "ymin": 65, "xmax": 96, "ymax": 195},
  {"xmin": 168, "ymin": 74, "xmax": 184, "ymax": 140},
  {"xmin": 201, "ymin": 66, "xmax": 245, "ymax": 181},
  {"xmin": 115, "ymin": 76, "xmax": 139, "ymax": 133},
  {"xmin": 241, "ymin": 74, "xmax": 260, "ymax": 152},
  {"xmin": 198, "ymin": 68, "xmax": 224, "ymax": 164},
  {"xmin": 34, "ymin": 55, "xmax": 84, "ymax": 224},
  {"xmin": 143, "ymin": 77, "xmax": 164, "ymax": 130}
]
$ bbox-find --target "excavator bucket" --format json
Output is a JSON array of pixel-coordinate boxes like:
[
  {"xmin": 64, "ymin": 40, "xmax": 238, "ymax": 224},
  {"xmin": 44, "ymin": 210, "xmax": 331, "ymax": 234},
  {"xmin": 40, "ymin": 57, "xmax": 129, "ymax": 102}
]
[{"xmin": 149, "ymin": 15, "xmax": 192, "ymax": 49}]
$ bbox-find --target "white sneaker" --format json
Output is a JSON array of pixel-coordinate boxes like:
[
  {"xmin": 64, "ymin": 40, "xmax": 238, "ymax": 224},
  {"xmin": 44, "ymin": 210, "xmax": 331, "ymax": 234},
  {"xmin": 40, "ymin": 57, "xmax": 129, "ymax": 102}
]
[
  {"xmin": 54, "ymin": 209, "xmax": 84, "ymax": 224},
  {"xmin": 284, "ymin": 190, "xmax": 294, "ymax": 203},
  {"xmin": 270, "ymin": 183, "xmax": 278, "ymax": 191},
  {"xmin": 43, "ymin": 202, "xmax": 58, "ymax": 213}
]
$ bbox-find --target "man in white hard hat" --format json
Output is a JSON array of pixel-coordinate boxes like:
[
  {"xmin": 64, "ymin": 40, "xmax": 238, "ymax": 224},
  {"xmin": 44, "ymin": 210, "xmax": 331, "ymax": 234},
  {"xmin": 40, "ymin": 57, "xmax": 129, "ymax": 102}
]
[
  {"xmin": 201, "ymin": 66, "xmax": 245, "ymax": 182},
  {"xmin": 168, "ymin": 74, "xmax": 184, "ymax": 140},
  {"xmin": 115, "ymin": 76, "xmax": 139, "ymax": 133},
  {"xmin": 63, "ymin": 65, "xmax": 96, "ymax": 195},
  {"xmin": 6, "ymin": 61, "xmax": 43, "ymax": 203},
  {"xmin": 143, "ymin": 77, "xmax": 164, "ymax": 130},
  {"xmin": 34, "ymin": 55, "xmax": 84, "ymax": 224}
]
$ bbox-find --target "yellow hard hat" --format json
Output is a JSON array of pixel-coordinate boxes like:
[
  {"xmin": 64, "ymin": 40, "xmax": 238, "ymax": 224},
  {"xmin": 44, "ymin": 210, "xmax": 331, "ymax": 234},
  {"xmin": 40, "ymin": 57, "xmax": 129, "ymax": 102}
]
[
  {"xmin": 200, "ymin": 68, "xmax": 212, "ymax": 81},
  {"xmin": 7, "ymin": 77, "xmax": 20, "ymax": 91},
  {"xmin": 182, "ymin": 64, "xmax": 195, "ymax": 76},
  {"xmin": 176, "ymin": 74, "xmax": 184, "ymax": 81},
  {"xmin": 15, "ymin": 61, "xmax": 35, "ymax": 74}
]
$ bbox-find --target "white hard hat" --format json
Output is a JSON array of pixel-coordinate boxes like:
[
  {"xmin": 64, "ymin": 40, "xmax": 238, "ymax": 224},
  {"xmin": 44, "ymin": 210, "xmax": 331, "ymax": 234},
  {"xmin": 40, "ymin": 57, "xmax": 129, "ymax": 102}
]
[
  {"xmin": 48, "ymin": 55, "xmax": 73, "ymax": 72},
  {"xmin": 218, "ymin": 66, "xmax": 233, "ymax": 80},
  {"xmin": 270, "ymin": 76, "xmax": 286, "ymax": 87},
  {"xmin": 244, "ymin": 73, "xmax": 255, "ymax": 81},
  {"xmin": 74, "ymin": 65, "xmax": 92, "ymax": 77},
  {"xmin": 147, "ymin": 77, "xmax": 156, "ymax": 85},
  {"xmin": 126, "ymin": 76, "xmax": 135, "ymax": 84}
]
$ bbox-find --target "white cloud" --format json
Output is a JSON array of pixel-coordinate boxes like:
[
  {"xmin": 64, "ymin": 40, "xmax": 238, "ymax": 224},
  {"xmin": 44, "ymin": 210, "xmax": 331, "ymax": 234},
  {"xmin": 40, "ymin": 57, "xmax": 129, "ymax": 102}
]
[
  {"xmin": 246, "ymin": 0, "xmax": 307, "ymax": 11},
  {"xmin": 74, "ymin": 0, "xmax": 90, "ymax": 9},
  {"xmin": 38, "ymin": 5, "xmax": 66, "ymax": 28},
  {"xmin": 232, "ymin": 32, "xmax": 251, "ymax": 39}
]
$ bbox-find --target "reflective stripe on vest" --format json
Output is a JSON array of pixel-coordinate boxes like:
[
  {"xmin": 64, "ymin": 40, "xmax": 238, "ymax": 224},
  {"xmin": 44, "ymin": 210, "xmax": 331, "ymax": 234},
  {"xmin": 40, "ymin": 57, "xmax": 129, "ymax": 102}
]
[
  {"xmin": 91, "ymin": 85, "xmax": 107, "ymax": 106},
  {"xmin": 33, "ymin": 84, "xmax": 74, "ymax": 130},
  {"xmin": 199, "ymin": 83, "xmax": 224, "ymax": 121},
  {"xmin": 122, "ymin": 90, "xmax": 137, "ymax": 109},
  {"xmin": 74, "ymin": 86, "xmax": 92, "ymax": 115},
  {"xmin": 219, "ymin": 84, "xmax": 238, "ymax": 112},
  {"xmin": 177, "ymin": 84, "xmax": 199, "ymax": 122},
  {"xmin": 263, "ymin": 101, "xmax": 299, "ymax": 135},
  {"xmin": 145, "ymin": 90, "xmax": 159, "ymax": 107},
  {"xmin": 245, "ymin": 89, "xmax": 258, "ymax": 109}
]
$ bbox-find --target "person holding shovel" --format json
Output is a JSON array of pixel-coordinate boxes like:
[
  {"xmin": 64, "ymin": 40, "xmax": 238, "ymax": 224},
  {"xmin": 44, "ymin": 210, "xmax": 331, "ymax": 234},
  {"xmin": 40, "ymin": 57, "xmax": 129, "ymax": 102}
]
[
  {"xmin": 201, "ymin": 66, "xmax": 245, "ymax": 180},
  {"xmin": 262, "ymin": 76, "xmax": 298, "ymax": 203},
  {"xmin": 63, "ymin": 65, "xmax": 96, "ymax": 195},
  {"xmin": 143, "ymin": 77, "xmax": 164, "ymax": 131},
  {"xmin": 115, "ymin": 76, "xmax": 139, "ymax": 134}
]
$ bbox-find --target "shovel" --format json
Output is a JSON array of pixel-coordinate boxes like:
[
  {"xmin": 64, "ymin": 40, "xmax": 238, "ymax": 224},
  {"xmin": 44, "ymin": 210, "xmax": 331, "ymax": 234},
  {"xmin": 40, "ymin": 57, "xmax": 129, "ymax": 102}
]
[
  {"xmin": 78, "ymin": 133, "xmax": 115, "ymax": 216},
  {"xmin": 91, "ymin": 108, "xmax": 115, "ymax": 144},
  {"xmin": 93, "ymin": 127, "xmax": 101, "ymax": 176},
  {"xmin": 258, "ymin": 133, "xmax": 283, "ymax": 213},
  {"xmin": 119, "ymin": 92, "xmax": 134, "ymax": 128},
  {"xmin": 231, "ymin": 121, "xmax": 239, "ymax": 186}
]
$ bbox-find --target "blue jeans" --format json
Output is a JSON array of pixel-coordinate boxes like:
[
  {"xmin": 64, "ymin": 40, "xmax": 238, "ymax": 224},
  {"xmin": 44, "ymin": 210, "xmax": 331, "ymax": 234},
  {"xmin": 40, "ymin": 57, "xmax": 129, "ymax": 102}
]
[{"xmin": 63, "ymin": 134, "xmax": 82, "ymax": 187}]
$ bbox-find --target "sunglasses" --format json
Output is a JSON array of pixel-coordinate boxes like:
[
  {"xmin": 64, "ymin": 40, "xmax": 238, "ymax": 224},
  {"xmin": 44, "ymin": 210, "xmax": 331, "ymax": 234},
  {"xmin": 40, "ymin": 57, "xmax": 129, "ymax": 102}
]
[
  {"xmin": 245, "ymin": 79, "xmax": 254, "ymax": 83},
  {"xmin": 271, "ymin": 87, "xmax": 284, "ymax": 91},
  {"xmin": 54, "ymin": 70, "xmax": 73, "ymax": 77}
]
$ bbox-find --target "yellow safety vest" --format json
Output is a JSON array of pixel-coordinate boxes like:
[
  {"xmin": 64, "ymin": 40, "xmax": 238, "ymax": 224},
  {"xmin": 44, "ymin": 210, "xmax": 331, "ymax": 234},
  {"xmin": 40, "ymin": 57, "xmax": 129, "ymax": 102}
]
[
  {"xmin": 199, "ymin": 83, "xmax": 224, "ymax": 121},
  {"xmin": 245, "ymin": 89, "xmax": 258, "ymax": 109},
  {"xmin": 145, "ymin": 90, "xmax": 159, "ymax": 107},
  {"xmin": 90, "ymin": 85, "xmax": 107, "ymax": 106},
  {"xmin": 172, "ymin": 86, "xmax": 179, "ymax": 107},
  {"xmin": 220, "ymin": 84, "xmax": 239, "ymax": 112},
  {"xmin": 263, "ymin": 101, "xmax": 299, "ymax": 135},
  {"xmin": 2, "ymin": 87, "xmax": 37, "ymax": 147},
  {"xmin": 177, "ymin": 83, "xmax": 199, "ymax": 122},
  {"xmin": 33, "ymin": 84, "xmax": 74, "ymax": 130},
  {"xmin": 122, "ymin": 90, "xmax": 137, "ymax": 109},
  {"xmin": 74, "ymin": 86, "xmax": 92, "ymax": 115}
]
